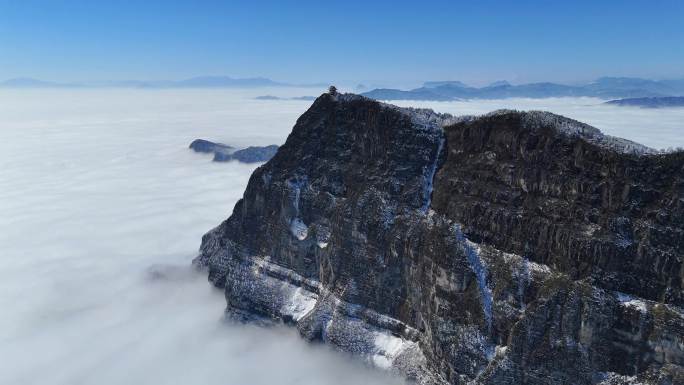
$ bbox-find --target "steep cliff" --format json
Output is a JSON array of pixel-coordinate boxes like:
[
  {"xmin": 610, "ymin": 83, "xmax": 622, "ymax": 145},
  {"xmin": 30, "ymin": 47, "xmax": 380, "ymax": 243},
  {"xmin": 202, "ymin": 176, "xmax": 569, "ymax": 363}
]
[{"xmin": 194, "ymin": 92, "xmax": 683, "ymax": 385}]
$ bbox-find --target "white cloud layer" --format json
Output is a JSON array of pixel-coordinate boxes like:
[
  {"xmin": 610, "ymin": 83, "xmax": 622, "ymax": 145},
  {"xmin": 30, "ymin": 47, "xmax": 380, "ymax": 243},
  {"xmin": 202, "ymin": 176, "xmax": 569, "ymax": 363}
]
[
  {"xmin": 0, "ymin": 88, "xmax": 680, "ymax": 384},
  {"xmin": 0, "ymin": 88, "xmax": 404, "ymax": 385}
]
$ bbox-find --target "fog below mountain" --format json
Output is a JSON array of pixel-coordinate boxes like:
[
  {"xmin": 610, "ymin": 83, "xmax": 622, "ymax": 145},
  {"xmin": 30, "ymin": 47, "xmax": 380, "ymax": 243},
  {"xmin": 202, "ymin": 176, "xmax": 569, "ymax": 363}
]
[{"xmin": 0, "ymin": 88, "xmax": 681, "ymax": 385}]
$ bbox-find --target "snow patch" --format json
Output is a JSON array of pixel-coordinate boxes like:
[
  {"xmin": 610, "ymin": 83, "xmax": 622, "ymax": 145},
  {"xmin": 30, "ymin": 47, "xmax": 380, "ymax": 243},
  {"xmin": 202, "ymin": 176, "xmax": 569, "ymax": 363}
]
[
  {"xmin": 287, "ymin": 177, "xmax": 306, "ymax": 215},
  {"xmin": 372, "ymin": 331, "xmax": 409, "ymax": 369},
  {"xmin": 596, "ymin": 372, "xmax": 646, "ymax": 385},
  {"xmin": 520, "ymin": 110, "xmax": 656, "ymax": 155},
  {"xmin": 290, "ymin": 218, "xmax": 308, "ymax": 240},
  {"xmin": 281, "ymin": 287, "xmax": 317, "ymax": 321},
  {"xmin": 315, "ymin": 226, "xmax": 331, "ymax": 249},
  {"xmin": 287, "ymin": 177, "xmax": 309, "ymax": 240},
  {"xmin": 249, "ymin": 255, "xmax": 425, "ymax": 372},
  {"xmin": 454, "ymin": 224, "xmax": 493, "ymax": 330},
  {"xmin": 502, "ymin": 252, "xmax": 552, "ymax": 276},
  {"xmin": 421, "ymin": 135, "xmax": 445, "ymax": 214},
  {"xmin": 321, "ymin": 318, "xmax": 333, "ymax": 343},
  {"xmin": 518, "ymin": 258, "xmax": 530, "ymax": 309},
  {"xmin": 528, "ymin": 260, "xmax": 551, "ymax": 275},
  {"xmin": 252, "ymin": 256, "xmax": 322, "ymax": 292},
  {"xmin": 615, "ymin": 292, "xmax": 648, "ymax": 313},
  {"xmin": 495, "ymin": 345, "xmax": 508, "ymax": 357}
]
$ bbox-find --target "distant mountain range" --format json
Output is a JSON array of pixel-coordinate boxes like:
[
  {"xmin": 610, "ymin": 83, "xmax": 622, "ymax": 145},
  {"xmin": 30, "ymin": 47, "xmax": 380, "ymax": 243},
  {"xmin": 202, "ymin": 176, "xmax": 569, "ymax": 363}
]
[
  {"xmin": 605, "ymin": 96, "xmax": 684, "ymax": 108},
  {"xmin": 0, "ymin": 77, "xmax": 85, "ymax": 88},
  {"xmin": 0, "ymin": 76, "xmax": 327, "ymax": 89},
  {"xmin": 362, "ymin": 77, "xmax": 684, "ymax": 101},
  {"xmin": 5, "ymin": 76, "xmax": 684, "ymax": 100}
]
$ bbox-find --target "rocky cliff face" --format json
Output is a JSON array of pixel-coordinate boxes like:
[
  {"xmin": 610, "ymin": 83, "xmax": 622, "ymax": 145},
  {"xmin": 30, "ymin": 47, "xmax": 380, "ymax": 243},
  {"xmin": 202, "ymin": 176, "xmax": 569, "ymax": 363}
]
[{"xmin": 194, "ymin": 93, "xmax": 683, "ymax": 385}]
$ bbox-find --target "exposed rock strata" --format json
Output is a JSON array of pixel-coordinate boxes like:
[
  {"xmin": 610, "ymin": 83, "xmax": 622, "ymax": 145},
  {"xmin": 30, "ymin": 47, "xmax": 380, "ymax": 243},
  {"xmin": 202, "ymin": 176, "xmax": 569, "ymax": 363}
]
[{"xmin": 194, "ymin": 93, "xmax": 683, "ymax": 385}]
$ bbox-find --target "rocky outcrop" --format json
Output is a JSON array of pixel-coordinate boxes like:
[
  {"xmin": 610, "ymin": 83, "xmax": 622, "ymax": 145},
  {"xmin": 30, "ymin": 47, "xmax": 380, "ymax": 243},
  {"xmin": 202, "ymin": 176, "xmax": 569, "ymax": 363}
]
[
  {"xmin": 189, "ymin": 138, "xmax": 233, "ymax": 153},
  {"xmin": 194, "ymin": 93, "xmax": 683, "ymax": 385},
  {"xmin": 189, "ymin": 139, "xmax": 278, "ymax": 163},
  {"xmin": 214, "ymin": 145, "xmax": 279, "ymax": 163},
  {"xmin": 605, "ymin": 96, "xmax": 684, "ymax": 108}
]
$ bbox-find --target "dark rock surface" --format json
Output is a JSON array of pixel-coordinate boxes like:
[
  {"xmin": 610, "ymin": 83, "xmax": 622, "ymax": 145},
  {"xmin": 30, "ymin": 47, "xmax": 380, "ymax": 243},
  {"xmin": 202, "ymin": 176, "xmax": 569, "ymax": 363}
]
[
  {"xmin": 189, "ymin": 138, "xmax": 233, "ymax": 153},
  {"xmin": 605, "ymin": 96, "xmax": 684, "ymax": 108},
  {"xmin": 213, "ymin": 145, "xmax": 279, "ymax": 163},
  {"xmin": 189, "ymin": 139, "xmax": 278, "ymax": 163},
  {"xmin": 194, "ymin": 93, "xmax": 683, "ymax": 384}
]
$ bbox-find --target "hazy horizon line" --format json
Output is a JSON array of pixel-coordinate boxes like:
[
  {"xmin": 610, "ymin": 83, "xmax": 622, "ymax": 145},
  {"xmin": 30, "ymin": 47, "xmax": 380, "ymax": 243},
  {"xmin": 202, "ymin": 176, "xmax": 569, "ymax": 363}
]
[{"xmin": 3, "ymin": 74, "xmax": 684, "ymax": 91}]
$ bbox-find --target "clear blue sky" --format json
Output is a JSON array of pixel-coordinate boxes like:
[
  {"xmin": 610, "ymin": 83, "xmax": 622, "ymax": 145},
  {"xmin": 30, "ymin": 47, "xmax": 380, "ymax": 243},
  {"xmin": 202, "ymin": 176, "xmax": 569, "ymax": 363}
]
[{"xmin": 1, "ymin": 0, "xmax": 682, "ymax": 86}]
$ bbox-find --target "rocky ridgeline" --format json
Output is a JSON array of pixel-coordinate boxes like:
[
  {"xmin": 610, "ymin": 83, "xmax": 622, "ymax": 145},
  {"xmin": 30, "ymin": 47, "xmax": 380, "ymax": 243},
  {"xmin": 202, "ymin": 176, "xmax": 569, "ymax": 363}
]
[
  {"xmin": 189, "ymin": 139, "xmax": 278, "ymax": 163},
  {"xmin": 194, "ymin": 92, "xmax": 683, "ymax": 385},
  {"xmin": 605, "ymin": 96, "xmax": 684, "ymax": 108}
]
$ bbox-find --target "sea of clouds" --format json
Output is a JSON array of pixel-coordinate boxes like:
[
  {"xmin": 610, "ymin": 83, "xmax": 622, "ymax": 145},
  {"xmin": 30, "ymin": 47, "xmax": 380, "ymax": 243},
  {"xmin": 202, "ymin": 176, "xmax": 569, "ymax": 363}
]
[{"xmin": 0, "ymin": 88, "xmax": 681, "ymax": 385}]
